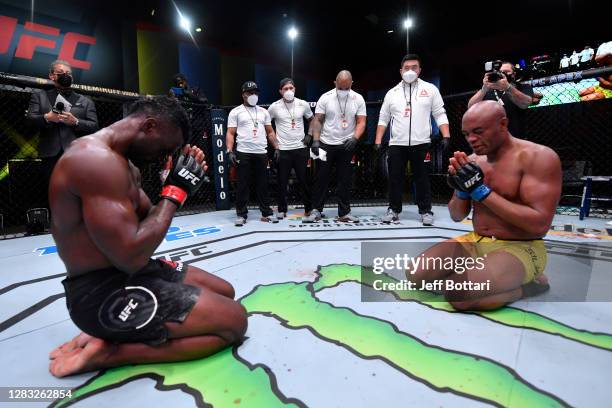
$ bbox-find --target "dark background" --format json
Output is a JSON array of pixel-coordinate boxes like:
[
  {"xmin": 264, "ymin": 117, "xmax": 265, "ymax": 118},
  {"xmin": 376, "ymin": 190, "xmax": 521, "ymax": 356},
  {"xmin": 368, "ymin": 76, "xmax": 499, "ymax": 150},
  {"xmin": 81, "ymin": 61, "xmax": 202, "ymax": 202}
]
[
  {"xmin": 0, "ymin": 0, "xmax": 609, "ymax": 99},
  {"xmin": 132, "ymin": 0, "xmax": 608, "ymax": 94}
]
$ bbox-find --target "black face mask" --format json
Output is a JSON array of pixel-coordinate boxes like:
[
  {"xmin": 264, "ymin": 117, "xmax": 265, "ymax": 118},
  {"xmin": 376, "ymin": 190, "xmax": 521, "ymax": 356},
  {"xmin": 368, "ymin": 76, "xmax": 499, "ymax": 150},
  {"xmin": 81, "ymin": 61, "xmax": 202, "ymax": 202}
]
[{"xmin": 56, "ymin": 73, "xmax": 73, "ymax": 88}]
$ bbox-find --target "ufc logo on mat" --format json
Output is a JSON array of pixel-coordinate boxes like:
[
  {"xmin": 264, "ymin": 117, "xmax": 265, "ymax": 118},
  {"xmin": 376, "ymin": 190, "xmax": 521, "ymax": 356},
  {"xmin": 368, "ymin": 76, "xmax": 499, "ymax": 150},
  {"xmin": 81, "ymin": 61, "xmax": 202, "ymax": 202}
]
[
  {"xmin": 178, "ymin": 169, "xmax": 201, "ymax": 185},
  {"xmin": 0, "ymin": 15, "xmax": 96, "ymax": 70},
  {"xmin": 464, "ymin": 173, "xmax": 481, "ymax": 188},
  {"xmin": 118, "ymin": 299, "xmax": 139, "ymax": 322}
]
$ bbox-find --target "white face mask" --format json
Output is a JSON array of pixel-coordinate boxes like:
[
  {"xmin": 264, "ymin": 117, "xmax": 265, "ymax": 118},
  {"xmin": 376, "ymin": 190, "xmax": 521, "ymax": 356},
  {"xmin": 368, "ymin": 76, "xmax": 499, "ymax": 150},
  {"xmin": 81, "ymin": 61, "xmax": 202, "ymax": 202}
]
[
  {"xmin": 402, "ymin": 70, "xmax": 418, "ymax": 83},
  {"xmin": 336, "ymin": 89, "xmax": 350, "ymax": 98},
  {"xmin": 283, "ymin": 90, "xmax": 295, "ymax": 101},
  {"xmin": 247, "ymin": 94, "xmax": 258, "ymax": 106}
]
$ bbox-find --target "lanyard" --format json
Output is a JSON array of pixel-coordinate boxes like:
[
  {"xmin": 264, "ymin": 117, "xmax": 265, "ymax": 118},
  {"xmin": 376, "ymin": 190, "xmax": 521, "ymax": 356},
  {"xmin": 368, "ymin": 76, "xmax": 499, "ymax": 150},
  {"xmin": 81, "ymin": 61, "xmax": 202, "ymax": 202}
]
[
  {"xmin": 244, "ymin": 105, "xmax": 258, "ymax": 128},
  {"xmin": 282, "ymin": 100, "xmax": 295, "ymax": 121},
  {"xmin": 336, "ymin": 91, "xmax": 349, "ymax": 118},
  {"xmin": 493, "ymin": 90, "xmax": 506, "ymax": 106},
  {"xmin": 402, "ymin": 82, "xmax": 418, "ymax": 107}
]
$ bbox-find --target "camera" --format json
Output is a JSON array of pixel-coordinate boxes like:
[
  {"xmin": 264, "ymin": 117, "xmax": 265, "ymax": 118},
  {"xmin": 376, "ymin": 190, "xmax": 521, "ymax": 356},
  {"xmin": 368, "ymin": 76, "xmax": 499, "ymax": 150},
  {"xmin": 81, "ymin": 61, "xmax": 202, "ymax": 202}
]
[{"xmin": 485, "ymin": 60, "xmax": 504, "ymax": 82}]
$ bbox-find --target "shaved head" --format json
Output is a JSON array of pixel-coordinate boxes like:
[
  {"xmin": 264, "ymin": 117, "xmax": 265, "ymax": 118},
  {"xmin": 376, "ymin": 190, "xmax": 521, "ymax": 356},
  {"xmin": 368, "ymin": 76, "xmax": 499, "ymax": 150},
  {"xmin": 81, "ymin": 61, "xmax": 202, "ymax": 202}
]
[
  {"xmin": 463, "ymin": 101, "xmax": 507, "ymax": 126},
  {"xmin": 462, "ymin": 101, "xmax": 510, "ymax": 155},
  {"xmin": 335, "ymin": 70, "xmax": 353, "ymax": 90},
  {"xmin": 336, "ymin": 70, "xmax": 352, "ymax": 81}
]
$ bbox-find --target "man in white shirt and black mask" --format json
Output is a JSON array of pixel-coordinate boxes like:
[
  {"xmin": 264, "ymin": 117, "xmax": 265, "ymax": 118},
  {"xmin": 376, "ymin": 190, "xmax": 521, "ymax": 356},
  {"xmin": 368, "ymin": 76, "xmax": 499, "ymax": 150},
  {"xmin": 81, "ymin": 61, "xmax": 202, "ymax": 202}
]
[
  {"xmin": 375, "ymin": 54, "xmax": 450, "ymax": 225},
  {"xmin": 226, "ymin": 81, "xmax": 280, "ymax": 226},
  {"xmin": 268, "ymin": 78, "xmax": 314, "ymax": 219},
  {"xmin": 303, "ymin": 70, "xmax": 367, "ymax": 223}
]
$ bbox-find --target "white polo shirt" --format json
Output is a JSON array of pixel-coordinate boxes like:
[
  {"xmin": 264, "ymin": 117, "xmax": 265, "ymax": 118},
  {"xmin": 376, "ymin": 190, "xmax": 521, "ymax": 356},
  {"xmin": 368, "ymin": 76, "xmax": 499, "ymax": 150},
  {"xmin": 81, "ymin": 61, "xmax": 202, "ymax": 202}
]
[
  {"xmin": 580, "ymin": 47, "xmax": 594, "ymax": 63},
  {"xmin": 268, "ymin": 97, "xmax": 313, "ymax": 150},
  {"xmin": 315, "ymin": 89, "xmax": 367, "ymax": 145},
  {"xmin": 560, "ymin": 56, "xmax": 569, "ymax": 68},
  {"xmin": 227, "ymin": 104, "xmax": 271, "ymax": 154},
  {"xmin": 378, "ymin": 79, "xmax": 449, "ymax": 146},
  {"xmin": 596, "ymin": 41, "xmax": 612, "ymax": 58},
  {"xmin": 570, "ymin": 52, "xmax": 579, "ymax": 65}
]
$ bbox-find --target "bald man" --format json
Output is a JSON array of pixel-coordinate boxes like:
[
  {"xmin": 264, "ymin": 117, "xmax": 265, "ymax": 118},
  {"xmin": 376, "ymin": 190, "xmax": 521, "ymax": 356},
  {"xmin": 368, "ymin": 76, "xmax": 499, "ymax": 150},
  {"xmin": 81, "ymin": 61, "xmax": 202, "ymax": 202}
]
[
  {"xmin": 303, "ymin": 70, "xmax": 367, "ymax": 223},
  {"xmin": 407, "ymin": 101, "xmax": 561, "ymax": 311}
]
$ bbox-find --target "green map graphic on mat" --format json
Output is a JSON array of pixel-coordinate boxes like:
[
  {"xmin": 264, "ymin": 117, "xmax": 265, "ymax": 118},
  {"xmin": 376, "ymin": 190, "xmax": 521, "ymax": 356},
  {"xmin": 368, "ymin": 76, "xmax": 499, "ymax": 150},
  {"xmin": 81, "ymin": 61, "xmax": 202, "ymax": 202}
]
[{"xmin": 54, "ymin": 264, "xmax": 612, "ymax": 407}]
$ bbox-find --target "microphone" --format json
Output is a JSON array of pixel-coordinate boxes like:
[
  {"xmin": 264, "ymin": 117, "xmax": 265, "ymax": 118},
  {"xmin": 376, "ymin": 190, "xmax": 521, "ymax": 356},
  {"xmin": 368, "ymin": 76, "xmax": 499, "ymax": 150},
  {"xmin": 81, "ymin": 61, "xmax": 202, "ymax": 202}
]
[{"xmin": 53, "ymin": 101, "xmax": 65, "ymax": 114}]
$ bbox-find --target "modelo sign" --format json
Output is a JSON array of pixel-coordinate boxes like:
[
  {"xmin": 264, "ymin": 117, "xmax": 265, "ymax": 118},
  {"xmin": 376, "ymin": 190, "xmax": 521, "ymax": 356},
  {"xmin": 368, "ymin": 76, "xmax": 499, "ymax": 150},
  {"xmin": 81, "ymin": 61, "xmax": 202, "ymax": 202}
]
[{"xmin": 210, "ymin": 109, "xmax": 230, "ymax": 210}]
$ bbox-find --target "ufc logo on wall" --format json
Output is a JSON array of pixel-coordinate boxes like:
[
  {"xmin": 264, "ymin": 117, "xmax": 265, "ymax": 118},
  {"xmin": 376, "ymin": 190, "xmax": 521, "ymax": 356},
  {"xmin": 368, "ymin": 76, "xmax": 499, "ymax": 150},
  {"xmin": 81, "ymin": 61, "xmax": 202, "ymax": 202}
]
[{"xmin": 0, "ymin": 15, "xmax": 96, "ymax": 70}]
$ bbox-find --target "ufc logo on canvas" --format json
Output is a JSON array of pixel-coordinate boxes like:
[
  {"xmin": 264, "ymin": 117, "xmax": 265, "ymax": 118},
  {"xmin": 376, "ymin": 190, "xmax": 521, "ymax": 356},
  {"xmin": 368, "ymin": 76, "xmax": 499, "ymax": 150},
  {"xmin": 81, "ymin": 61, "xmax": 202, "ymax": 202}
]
[
  {"xmin": 178, "ymin": 168, "xmax": 201, "ymax": 185},
  {"xmin": 464, "ymin": 173, "xmax": 481, "ymax": 188}
]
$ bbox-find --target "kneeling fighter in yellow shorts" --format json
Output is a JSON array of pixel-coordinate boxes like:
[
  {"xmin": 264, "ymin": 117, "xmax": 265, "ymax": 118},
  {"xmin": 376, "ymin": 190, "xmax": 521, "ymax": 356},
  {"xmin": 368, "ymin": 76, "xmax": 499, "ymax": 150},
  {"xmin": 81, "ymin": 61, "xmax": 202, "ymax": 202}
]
[{"xmin": 409, "ymin": 101, "xmax": 562, "ymax": 311}]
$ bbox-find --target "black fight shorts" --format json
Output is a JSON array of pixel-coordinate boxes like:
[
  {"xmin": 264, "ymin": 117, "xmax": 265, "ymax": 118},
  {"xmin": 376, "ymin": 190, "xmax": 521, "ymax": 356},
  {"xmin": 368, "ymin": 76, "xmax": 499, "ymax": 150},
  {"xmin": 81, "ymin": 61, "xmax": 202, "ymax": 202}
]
[{"xmin": 62, "ymin": 259, "xmax": 200, "ymax": 345}]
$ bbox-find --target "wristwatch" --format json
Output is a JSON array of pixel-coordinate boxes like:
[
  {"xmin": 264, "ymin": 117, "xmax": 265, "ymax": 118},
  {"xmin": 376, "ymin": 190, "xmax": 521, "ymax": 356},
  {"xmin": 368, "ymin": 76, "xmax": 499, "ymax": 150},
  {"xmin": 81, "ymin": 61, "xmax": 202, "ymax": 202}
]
[{"xmin": 74, "ymin": 118, "xmax": 79, "ymax": 127}]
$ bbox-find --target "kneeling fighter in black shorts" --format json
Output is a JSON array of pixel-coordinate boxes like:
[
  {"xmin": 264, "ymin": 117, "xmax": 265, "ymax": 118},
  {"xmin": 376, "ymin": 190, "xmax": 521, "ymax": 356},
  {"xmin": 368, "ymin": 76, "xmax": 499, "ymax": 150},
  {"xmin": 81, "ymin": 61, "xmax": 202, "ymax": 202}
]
[{"xmin": 48, "ymin": 96, "xmax": 247, "ymax": 377}]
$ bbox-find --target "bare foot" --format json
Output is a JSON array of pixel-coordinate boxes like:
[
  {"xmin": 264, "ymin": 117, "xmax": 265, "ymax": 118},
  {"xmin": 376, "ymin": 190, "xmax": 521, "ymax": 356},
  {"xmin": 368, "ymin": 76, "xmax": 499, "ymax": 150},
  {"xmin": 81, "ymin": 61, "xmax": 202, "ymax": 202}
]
[
  {"xmin": 49, "ymin": 333, "xmax": 95, "ymax": 359},
  {"xmin": 49, "ymin": 337, "xmax": 115, "ymax": 377},
  {"xmin": 521, "ymin": 274, "xmax": 550, "ymax": 298},
  {"xmin": 534, "ymin": 274, "xmax": 549, "ymax": 285}
]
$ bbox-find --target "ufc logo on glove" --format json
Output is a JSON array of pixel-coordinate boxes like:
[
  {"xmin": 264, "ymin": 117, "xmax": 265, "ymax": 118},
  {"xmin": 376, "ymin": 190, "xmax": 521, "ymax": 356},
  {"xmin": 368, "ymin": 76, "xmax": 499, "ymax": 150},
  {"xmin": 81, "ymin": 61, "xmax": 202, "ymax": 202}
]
[
  {"xmin": 178, "ymin": 169, "xmax": 201, "ymax": 185},
  {"xmin": 464, "ymin": 173, "xmax": 482, "ymax": 188}
]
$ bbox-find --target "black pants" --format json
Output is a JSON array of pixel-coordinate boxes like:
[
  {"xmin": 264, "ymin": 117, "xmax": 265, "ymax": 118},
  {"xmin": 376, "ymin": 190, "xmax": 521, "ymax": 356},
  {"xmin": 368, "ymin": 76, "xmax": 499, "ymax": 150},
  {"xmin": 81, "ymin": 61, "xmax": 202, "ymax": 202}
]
[
  {"xmin": 278, "ymin": 148, "xmax": 312, "ymax": 214},
  {"xmin": 387, "ymin": 144, "xmax": 432, "ymax": 214},
  {"xmin": 41, "ymin": 153, "xmax": 62, "ymax": 210},
  {"xmin": 235, "ymin": 152, "xmax": 273, "ymax": 218},
  {"xmin": 312, "ymin": 143, "xmax": 353, "ymax": 217}
]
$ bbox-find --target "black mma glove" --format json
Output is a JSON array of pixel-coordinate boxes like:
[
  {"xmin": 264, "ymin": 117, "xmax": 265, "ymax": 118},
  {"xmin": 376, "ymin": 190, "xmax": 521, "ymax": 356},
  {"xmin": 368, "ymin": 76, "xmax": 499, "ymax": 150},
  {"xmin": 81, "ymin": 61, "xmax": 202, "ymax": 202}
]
[
  {"xmin": 227, "ymin": 151, "xmax": 238, "ymax": 166},
  {"xmin": 446, "ymin": 173, "xmax": 471, "ymax": 200},
  {"xmin": 448, "ymin": 162, "xmax": 491, "ymax": 201},
  {"xmin": 343, "ymin": 137, "xmax": 358, "ymax": 151},
  {"xmin": 160, "ymin": 153, "xmax": 206, "ymax": 207},
  {"xmin": 302, "ymin": 133, "xmax": 313, "ymax": 147},
  {"xmin": 441, "ymin": 137, "xmax": 450, "ymax": 156},
  {"xmin": 311, "ymin": 140, "xmax": 320, "ymax": 156},
  {"xmin": 274, "ymin": 149, "xmax": 280, "ymax": 162},
  {"xmin": 373, "ymin": 143, "xmax": 382, "ymax": 152}
]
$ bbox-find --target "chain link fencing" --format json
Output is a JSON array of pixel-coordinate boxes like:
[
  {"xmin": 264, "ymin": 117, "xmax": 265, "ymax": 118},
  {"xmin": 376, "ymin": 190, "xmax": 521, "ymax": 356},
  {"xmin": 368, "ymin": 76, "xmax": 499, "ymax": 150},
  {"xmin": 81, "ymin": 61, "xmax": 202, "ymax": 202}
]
[{"xmin": 1, "ymin": 72, "xmax": 611, "ymax": 238}]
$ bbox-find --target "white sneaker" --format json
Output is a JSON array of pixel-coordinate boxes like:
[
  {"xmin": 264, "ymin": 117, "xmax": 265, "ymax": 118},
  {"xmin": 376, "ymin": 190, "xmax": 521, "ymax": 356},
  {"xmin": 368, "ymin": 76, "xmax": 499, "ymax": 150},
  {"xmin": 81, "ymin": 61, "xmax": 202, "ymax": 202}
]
[
  {"xmin": 421, "ymin": 212, "xmax": 434, "ymax": 226},
  {"xmin": 261, "ymin": 215, "xmax": 279, "ymax": 223},
  {"xmin": 235, "ymin": 216, "xmax": 246, "ymax": 226},
  {"xmin": 337, "ymin": 213, "xmax": 359, "ymax": 223},
  {"xmin": 276, "ymin": 212, "xmax": 287, "ymax": 220},
  {"xmin": 381, "ymin": 208, "xmax": 399, "ymax": 223},
  {"xmin": 302, "ymin": 209, "xmax": 322, "ymax": 223}
]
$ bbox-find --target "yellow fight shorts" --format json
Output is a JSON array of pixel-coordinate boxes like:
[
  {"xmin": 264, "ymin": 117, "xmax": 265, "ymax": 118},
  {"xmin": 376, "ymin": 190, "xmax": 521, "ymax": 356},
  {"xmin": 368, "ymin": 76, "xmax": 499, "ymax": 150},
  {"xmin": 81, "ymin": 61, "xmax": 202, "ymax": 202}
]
[{"xmin": 453, "ymin": 231, "xmax": 547, "ymax": 284}]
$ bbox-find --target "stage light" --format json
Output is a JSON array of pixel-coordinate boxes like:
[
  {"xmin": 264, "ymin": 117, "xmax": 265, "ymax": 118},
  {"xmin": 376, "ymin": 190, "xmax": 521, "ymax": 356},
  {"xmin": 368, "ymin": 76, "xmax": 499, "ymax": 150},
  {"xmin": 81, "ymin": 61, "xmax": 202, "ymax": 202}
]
[
  {"xmin": 179, "ymin": 15, "xmax": 191, "ymax": 32},
  {"xmin": 195, "ymin": 27, "xmax": 202, "ymax": 32},
  {"xmin": 288, "ymin": 27, "xmax": 298, "ymax": 40}
]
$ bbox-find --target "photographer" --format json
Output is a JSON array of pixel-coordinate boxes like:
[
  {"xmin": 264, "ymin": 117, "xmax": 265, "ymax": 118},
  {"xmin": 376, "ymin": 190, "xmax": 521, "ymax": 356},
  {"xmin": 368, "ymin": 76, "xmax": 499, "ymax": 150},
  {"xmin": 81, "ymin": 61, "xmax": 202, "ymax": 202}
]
[
  {"xmin": 26, "ymin": 59, "xmax": 98, "ymax": 209},
  {"xmin": 467, "ymin": 61, "xmax": 533, "ymax": 139},
  {"xmin": 169, "ymin": 73, "xmax": 209, "ymax": 104}
]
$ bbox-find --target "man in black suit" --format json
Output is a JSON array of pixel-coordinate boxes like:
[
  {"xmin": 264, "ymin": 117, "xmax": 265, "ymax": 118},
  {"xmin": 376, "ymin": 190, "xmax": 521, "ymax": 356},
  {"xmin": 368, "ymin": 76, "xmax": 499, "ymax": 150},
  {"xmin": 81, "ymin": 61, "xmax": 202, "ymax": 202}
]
[{"xmin": 26, "ymin": 60, "xmax": 99, "ymax": 207}]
